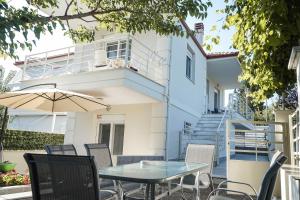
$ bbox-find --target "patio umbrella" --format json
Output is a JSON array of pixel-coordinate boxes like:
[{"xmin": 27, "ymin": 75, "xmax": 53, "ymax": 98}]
[
  {"xmin": 0, "ymin": 87, "xmax": 110, "ymax": 112},
  {"xmin": 0, "ymin": 83, "xmax": 110, "ymax": 161}
]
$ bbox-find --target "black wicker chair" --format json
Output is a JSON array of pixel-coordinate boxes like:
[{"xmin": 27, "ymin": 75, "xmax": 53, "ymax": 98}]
[
  {"xmin": 84, "ymin": 143, "xmax": 142, "ymax": 197},
  {"xmin": 207, "ymin": 152, "xmax": 287, "ymax": 200},
  {"xmin": 45, "ymin": 144, "xmax": 78, "ymax": 155},
  {"xmin": 24, "ymin": 153, "xmax": 116, "ymax": 200}
]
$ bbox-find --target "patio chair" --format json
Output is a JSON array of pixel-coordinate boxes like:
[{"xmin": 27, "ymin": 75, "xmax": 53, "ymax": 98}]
[
  {"xmin": 167, "ymin": 144, "xmax": 215, "ymax": 199},
  {"xmin": 84, "ymin": 143, "xmax": 142, "ymax": 197},
  {"xmin": 207, "ymin": 152, "xmax": 287, "ymax": 200},
  {"xmin": 23, "ymin": 153, "xmax": 117, "ymax": 200},
  {"xmin": 45, "ymin": 144, "xmax": 78, "ymax": 155},
  {"xmin": 186, "ymin": 144, "xmax": 215, "ymax": 198}
]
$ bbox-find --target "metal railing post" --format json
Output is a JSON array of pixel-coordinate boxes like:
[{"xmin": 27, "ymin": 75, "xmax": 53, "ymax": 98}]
[
  {"xmin": 124, "ymin": 35, "xmax": 130, "ymax": 67},
  {"xmin": 117, "ymin": 40, "xmax": 120, "ymax": 60},
  {"xmin": 22, "ymin": 56, "xmax": 28, "ymax": 80},
  {"xmin": 67, "ymin": 47, "xmax": 70, "ymax": 66},
  {"xmin": 44, "ymin": 52, "xmax": 48, "ymax": 68},
  {"xmin": 216, "ymin": 132, "xmax": 219, "ymax": 165}
]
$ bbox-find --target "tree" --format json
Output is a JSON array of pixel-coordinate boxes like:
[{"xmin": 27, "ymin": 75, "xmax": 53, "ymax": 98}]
[
  {"xmin": 274, "ymin": 84, "xmax": 298, "ymax": 110},
  {"xmin": 0, "ymin": 67, "xmax": 16, "ymax": 162},
  {"xmin": 0, "ymin": 0, "xmax": 212, "ymax": 58},
  {"xmin": 222, "ymin": 0, "xmax": 300, "ymax": 106}
]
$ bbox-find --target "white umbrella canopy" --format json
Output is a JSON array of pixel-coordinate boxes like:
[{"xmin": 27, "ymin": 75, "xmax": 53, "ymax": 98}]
[{"xmin": 0, "ymin": 88, "xmax": 110, "ymax": 112}]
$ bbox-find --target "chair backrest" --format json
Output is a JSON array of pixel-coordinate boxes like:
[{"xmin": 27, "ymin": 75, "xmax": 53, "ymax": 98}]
[
  {"xmin": 45, "ymin": 144, "xmax": 78, "ymax": 155},
  {"xmin": 84, "ymin": 143, "xmax": 113, "ymax": 170},
  {"xmin": 24, "ymin": 153, "xmax": 99, "ymax": 200},
  {"xmin": 257, "ymin": 153, "xmax": 287, "ymax": 200},
  {"xmin": 270, "ymin": 150, "xmax": 282, "ymax": 165},
  {"xmin": 185, "ymin": 144, "xmax": 215, "ymax": 174}
]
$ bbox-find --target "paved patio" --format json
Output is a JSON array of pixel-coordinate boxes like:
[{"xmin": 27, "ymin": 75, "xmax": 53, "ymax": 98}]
[{"xmin": 127, "ymin": 178, "xmax": 249, "ymax": 200}]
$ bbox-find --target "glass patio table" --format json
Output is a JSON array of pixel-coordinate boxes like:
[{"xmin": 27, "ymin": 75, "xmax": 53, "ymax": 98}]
[{"xmin": 99, "ymin": 160, "xmax": 208, "ymax": 200}]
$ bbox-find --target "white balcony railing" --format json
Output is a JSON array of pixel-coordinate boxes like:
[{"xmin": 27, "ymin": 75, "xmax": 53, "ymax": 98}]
[{"xmin": 21, "ymin": 35, "xmax": 167, "ymax": 84}]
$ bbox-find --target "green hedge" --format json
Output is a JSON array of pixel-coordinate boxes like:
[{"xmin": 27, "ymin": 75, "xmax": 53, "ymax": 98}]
[{"xmin": 3, "ymin": 130, "xmax": 64, "ymax": 150}]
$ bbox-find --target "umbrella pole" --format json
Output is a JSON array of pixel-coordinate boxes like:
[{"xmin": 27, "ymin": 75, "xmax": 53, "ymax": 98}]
[{"xmin": 0, "ymin": 107, "xmax": 8, "ymax": 162}]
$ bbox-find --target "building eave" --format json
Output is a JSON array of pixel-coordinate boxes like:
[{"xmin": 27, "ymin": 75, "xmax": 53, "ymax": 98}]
[{"xmin": 207, "ymin": 52, "xmax": 239, "ymax": 59}]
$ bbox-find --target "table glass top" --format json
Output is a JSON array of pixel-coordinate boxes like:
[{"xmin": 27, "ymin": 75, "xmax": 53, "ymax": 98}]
[{"xmin": 99, "ymin": 161, "xmax": 208, "ymax": 183}]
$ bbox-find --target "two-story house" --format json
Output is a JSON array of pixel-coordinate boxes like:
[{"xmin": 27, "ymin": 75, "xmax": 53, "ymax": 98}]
[{"xmin": 9, "ymin": 21, "xmax": 241, "ymax": 161}]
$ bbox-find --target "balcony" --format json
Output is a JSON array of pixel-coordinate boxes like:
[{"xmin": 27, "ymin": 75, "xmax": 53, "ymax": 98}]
[{"xmin": 21, "ymin": 35, "xmax": 167, "ymax": 85}]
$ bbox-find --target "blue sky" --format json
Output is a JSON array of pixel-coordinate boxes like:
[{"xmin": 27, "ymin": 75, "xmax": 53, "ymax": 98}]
[{"xmin": 187, "ymin": 0, "xmax": 235, "ymax": 52}]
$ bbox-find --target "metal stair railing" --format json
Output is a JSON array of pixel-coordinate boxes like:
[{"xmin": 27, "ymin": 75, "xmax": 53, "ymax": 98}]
[
  {"xmin": 228, "ymin": 93, "xmax": 254, "ymax": 120},
  {"xmin": 289, "ymin": 109, "xmax": 300, "ymax": 166},
  {"xmin": 215, "ymin": 109, "xmax": 230, "ymax": 164},
  {"xmin": 178, "ymin": 114, "xmax": 228, "ymax": 164}
]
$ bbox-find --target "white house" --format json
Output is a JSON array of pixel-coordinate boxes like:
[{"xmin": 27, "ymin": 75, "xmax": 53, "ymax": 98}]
[{"xmin": 9, "ymin": 21, "xmax": 244, "ymax": 161}]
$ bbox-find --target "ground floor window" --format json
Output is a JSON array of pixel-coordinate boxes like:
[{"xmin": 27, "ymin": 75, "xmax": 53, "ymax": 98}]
[{"xmin": 98, "ymin": 121, "xmax": 125, "ymax": 155}]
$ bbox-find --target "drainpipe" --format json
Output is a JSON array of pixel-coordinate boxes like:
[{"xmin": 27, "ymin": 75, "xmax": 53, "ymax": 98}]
[{"xmin": 164, "ymin": 36, "xmax": 173, "ymax": 161}]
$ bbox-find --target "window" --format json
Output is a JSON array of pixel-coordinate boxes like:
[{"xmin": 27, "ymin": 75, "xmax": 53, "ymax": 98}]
[
  {"xmin": 183, "ymin": 121, "xmax": 192, "ymax": 134},
  {"xmin": 113, "ymin": 124, "xmax": 124, "ymax": 155},
  {"xmin": 186, "ymin": 45, "xmax": 195, "ymax": 82},
  {"xmin": 106, "ymin": 40, "xmax": 131, "ymax": 60},
  {"xmin": 98, "ymin": 122, "xmax": 125, "ymax": 155},
  {"xmin": 106, "ymin": 42, "xmax": 118, "ymax": 59},
  {"xmin": 98, "ymin": 124, "xmax": 111, "ymax": 147},
  {"xmin": 186, "ymin": 56, "xmax": 192, "ymax": 79}
]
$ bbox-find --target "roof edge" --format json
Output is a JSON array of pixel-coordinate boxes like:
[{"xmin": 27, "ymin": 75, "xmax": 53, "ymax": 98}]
[
  {"xmin": 180, "ymin": 20, "xmax": 207, "ymax": 58},
  {"xmin": 207, "ymin": 52, "xmax": 239, "ymax": 59}
]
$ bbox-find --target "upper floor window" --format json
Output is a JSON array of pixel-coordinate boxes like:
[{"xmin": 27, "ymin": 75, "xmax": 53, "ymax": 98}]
[
  {"xmin": 106, "ymin": 40, "xmax": 131, "ymax": 60},
  {"xmin": 186, "ymin": 45, "xmax": 195, "ymax": 82}
]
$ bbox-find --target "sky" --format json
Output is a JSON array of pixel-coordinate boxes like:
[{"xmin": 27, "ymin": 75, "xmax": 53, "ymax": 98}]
[
  {"xmin": 187, "ymin": 0, "xmax": 234, "ymax": 52},
  {"xmin": 0, "ymin": 0, "xmax": 234, "ymax": 71}
]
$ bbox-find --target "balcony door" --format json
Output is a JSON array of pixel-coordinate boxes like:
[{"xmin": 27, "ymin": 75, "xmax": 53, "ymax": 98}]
[{"xmin": 98, "ymin": 115, "xmax": 125, "ymax": 155}]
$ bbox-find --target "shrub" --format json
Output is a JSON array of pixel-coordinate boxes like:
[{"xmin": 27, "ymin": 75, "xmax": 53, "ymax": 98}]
[
  {"xmin": 3, "ymin": 130, "xmax": 64, "ymax": 150},
  {"xmin": 0, "ymin": 170, "xmax": 30, "ymax": 186}
]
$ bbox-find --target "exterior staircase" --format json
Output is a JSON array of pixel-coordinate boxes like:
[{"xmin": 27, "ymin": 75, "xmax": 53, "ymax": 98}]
[{"xmin": 179, "ymin": 113, "xmax": 230, "ymax": 163}]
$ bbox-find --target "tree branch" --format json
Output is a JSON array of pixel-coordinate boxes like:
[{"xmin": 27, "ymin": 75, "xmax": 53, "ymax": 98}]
[
  {"xmin": 64, "ymin": 0, "xmax": 74, "ymax": 16},
  {"xmin": 45, "ymin": 7, "xmax": 129, "ymax": 22}
]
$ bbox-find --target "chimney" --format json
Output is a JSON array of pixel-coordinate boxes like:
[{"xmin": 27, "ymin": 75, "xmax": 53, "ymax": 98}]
[{"xmin": 194, "ymin": 22, "xmax": 204, "ymax": 45}]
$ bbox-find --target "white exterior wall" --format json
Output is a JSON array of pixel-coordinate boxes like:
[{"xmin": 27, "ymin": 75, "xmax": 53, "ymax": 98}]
[
  {"xmin": 10, "ymin": 27, "xmax": 238, "ymax": 160},
  {"xmin": 166, "ymin": 35, "xmax": 207, "ymax": 160},
  {"xmin": 167, "ymin": 105, "xmax": 200, "ymax": 159},
  {"xmin": 64, "ymin": 103, "xmax": 167, "ymax": 159}
]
